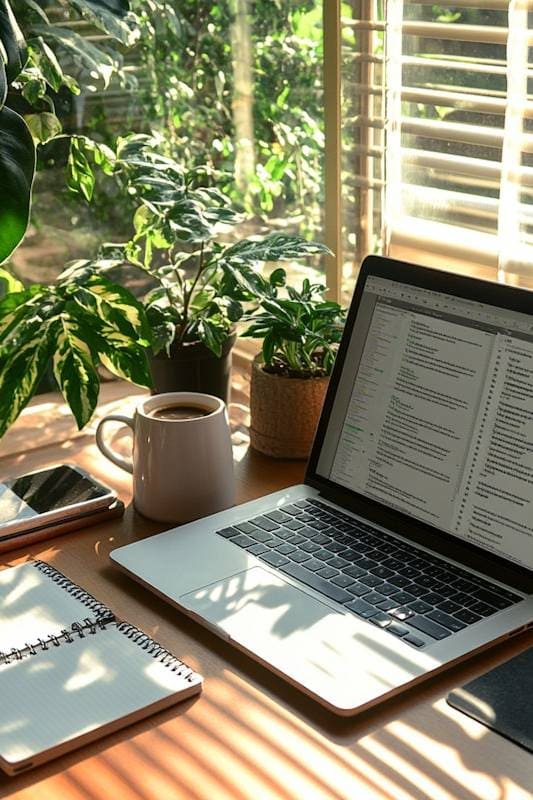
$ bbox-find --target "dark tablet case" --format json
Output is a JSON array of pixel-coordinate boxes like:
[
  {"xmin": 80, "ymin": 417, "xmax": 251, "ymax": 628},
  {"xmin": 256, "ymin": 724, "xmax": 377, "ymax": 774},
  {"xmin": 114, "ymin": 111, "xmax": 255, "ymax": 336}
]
[{"xmin": 447, "ymin": 647, "xmax": 533, "ymax": 753}]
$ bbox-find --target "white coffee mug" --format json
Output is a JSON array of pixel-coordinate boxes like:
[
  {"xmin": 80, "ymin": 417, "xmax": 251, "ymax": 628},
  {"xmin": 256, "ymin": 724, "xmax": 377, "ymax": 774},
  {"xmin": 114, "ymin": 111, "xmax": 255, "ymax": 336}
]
[{"xmin": 96, "ymin": 392, "xmax": 235, "ymax": 523}]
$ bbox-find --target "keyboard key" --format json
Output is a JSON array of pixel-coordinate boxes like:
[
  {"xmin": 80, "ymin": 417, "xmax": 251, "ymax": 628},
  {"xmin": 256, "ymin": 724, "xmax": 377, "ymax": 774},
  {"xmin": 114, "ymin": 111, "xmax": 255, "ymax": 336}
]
[
  {"xmin": 389, "ymin": 575, "xmax": 412, "ymax": 588},
  {"xmin": 343, "ymin": 564, "xmax": 366, "ymax": 579},
  {"xmin": 218, "ymin": 527, "xmax": 239, "ymax": 538},
  {"xmin": 232, "ymin": 534, "xmax": 256, "ymax": 548},
  {"xmin": 314, "ymin": 549, "xmax": 334, "ymax": 561},
  {"xmin": 284, "ymin": 518, "xmax": 305, "ymax": 531},
  {"xmin": 454, "ymin": 609, "xmax": 482, "ymax": 625},
  {"xmin": 408, "ymin": 600, "xmax": 432, "ymax": 614},
  {"xmin": 251, "ymin": 516, "xmax": 280, "ymax": 532},
  {"xmin": 248, "ymin": 529, "xmax": 274, "ymax": 543},
  {"xmin": 452, "ymin": 578, "xmax": 477, "ymax": 593},
  {"xmin": 389, "ymin": 606, "xmax": 413, "ymax": 621},
  {"xmin": 378, "ymin": 582, "xmax": 401, "ymax": 596},
  {"xmin": 450, "ymin": 591, "xmax": 474, "ymax": 606},
  {"xmin": 408, "ymin": 583, "xmax": 433, "ymax": 598},
  {"xmin": 281, "ymin": 504, "xmax": 304, "ymax": 516},
  {"xmin": 275, "ymin": 543, "xmax": 297, "ymax": 555},
  {"xmin": 370, "ymin": 566, "xmax": 395, "ymax": 579},
  {"xmin": 310, "ymin": 533, "xmax": 331, "ymax": 546},
  {"xmin": 293, "ymin": 500, "xmax": 312, "ymax": 509},
  {"xmin": 288, "ymin": 534, "xmax": 306, "ymax": 545},
  {"xmin": 265, "ymin": 510, "xmax": 292, "ymax": 524},
  {"xmin": 248, "ymin": 543, "xmax": 269, "ymax": 556},
  {"xmin": 359, "ymin": 575, "xmax": 385, "ymax": 588},
  {"xmin": 235, "ymin": 522, "xmax": 257, "ymax": 534},
  {"xmin": 289, "ymin": 551, "xmax": 311, "ymax": 563},
  {"xmin": 377, "ymin": 599, "xmax": 398, "ymax": 611},
  {"xmin": 427, "ymin": 610, "xmax": 466, "ymax": 632},
  {"xmin": 303, "ymin": 559, "xmax": 324, "ymax": 572},
  {"xmin": 438, "ymin": 600, "xmax": 461, "ymax": 614},
  {"xmin": 397, "ymin": 566, "xmax": 420, "ymax": 579},
  {"xmin": 331, "ymin": 574, "xmax": 357, "ymax": 589},
  {"xmin": 308, "ymin": 520, "xmax": 330, "ymax": 530},
  {"xmin": 317, "ymin": 567, "xmax": 339, "ymax": 580},
  {"xmin": 363, "ymin": 591, "xmax": 386, "ymax": 605},
  {"xmin": 388, "ymin": 622, "xmax": 409, "ymax": 637},
  {"xmin": 404, "ymin": 634, "xmax": 425, "ymax": 647},
  {"xmin": 389, "ymin": 591, "xmax": 415, "ymax": 605},
  {"xmin": 408, "ymin": 615, "xmax": 451, "ymax": 640},
  {"xmin": 328, "ymin": 556, "xmax": 350, "ymax": 569},
  {"xmin": 422, "ymin": 592, "xmax": 446, "ymax": 605},
  {"xmin": 260, "ymin": 552, "xmax": 290, "ymax": 568},
  {"xmin": 300, "ymin": 541, "xmax": 320, "ymax": 553},
  {"xmin": 280, "ymin": 562, "xmax": 353, "ymax": 603},
  {"xmin": 344, "ymin": 599, "xmax": 375, "ymax": 618},
  {"xmin": 473, "ymin": 589, "xmax": 515, "ymax": 610},
  {"xmin": 369, "ymin": 612, "xmax": 392, "ymax": 628},
  {"xmin": 356, "ymin": 558, "xmax": 379, "ymax": 571},
  {"xmin": 470, "ymin": 601, "xmax": 496, "ymax": 616},
  {"xmin": 347, "ymin": 582, "xmax": 371, "ymax": 597},
  {"xmin": 324, "ymin": 541, "xmax": 346, "ymax": 554},
  {"xmin": 274, "ymin": 528, "xmax": 294, "ymax": 540}
]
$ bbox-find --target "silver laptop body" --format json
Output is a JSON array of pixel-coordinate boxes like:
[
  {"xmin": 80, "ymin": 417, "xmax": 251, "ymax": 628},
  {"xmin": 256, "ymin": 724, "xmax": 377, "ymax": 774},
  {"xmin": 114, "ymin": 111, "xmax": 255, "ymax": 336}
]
[{"xmin": 111, "ymin": 256, "xmax": 533, "ymax": 715}]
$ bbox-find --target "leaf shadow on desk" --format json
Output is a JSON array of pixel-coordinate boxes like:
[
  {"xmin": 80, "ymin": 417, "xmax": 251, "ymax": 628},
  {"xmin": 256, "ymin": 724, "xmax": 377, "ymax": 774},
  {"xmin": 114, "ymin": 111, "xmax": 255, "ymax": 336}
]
[{"xmin": 98, "ymin": 566, "xmax": 533, "ymax": 800}]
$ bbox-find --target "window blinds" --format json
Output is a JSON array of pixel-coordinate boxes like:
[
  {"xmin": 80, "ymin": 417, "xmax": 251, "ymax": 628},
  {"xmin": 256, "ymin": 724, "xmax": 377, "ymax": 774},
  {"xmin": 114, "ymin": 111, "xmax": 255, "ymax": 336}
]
[{"xmin": 341, "ymin": 0, "xmax": 533, "ymax": 286}]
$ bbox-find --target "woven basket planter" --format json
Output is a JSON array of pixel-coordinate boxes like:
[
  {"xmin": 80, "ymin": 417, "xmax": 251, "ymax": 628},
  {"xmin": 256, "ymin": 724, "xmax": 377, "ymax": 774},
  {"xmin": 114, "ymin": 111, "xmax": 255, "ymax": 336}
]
[{"xmin": 249, "ymin": 356, "xmax": 329, "ymax": 459}]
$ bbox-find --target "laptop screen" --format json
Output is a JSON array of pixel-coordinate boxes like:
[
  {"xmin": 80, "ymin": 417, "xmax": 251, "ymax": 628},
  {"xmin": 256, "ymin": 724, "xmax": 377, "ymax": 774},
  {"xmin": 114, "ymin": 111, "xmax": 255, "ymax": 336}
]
[{"xmin": 316, "ymin": 273, "xmax": 533, "ymax": 572}]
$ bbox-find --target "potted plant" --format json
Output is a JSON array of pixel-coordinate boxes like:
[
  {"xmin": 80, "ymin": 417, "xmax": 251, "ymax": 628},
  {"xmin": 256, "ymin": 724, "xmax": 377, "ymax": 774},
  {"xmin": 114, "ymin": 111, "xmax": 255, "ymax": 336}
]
[
  {"xmin": 241, "ymin": 271, "xmax": 345, "ymax": 458},
  {"xmin": 74, "ymin": 133, "xmax": 331, "ymax": 403}
]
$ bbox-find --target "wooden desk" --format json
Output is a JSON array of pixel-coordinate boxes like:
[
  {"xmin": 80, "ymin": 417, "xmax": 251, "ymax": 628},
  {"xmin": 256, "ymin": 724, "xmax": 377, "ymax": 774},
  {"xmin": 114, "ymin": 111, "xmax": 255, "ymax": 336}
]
[{"xmin": 0, "ymin": 383, "xmax": 532, "ymax": 800}]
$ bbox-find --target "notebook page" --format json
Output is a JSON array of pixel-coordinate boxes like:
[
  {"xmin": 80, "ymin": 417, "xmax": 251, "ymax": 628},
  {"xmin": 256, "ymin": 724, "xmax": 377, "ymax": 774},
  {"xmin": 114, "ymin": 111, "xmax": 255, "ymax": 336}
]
[
  {"xmin": 0, "ymin": 622, "xmax": 201, "ymax": 769},
  {"xmin": 0, "ymin": 563, "xmax": 111, "ymax": 653}
]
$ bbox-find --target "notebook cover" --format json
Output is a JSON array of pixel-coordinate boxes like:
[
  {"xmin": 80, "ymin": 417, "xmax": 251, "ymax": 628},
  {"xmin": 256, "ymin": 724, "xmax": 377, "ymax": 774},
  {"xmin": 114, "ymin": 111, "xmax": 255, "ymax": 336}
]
[{"xmin": 447, "ymin": 647, "xmax": 533, "ymax": 753}]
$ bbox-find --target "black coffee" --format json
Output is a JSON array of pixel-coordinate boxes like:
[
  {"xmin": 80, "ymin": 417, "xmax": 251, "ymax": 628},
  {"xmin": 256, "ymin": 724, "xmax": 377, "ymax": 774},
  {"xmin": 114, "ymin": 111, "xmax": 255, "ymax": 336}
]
[{"xmin": 149, "ymin": 404, "xmax": 211, "ymax": 421}]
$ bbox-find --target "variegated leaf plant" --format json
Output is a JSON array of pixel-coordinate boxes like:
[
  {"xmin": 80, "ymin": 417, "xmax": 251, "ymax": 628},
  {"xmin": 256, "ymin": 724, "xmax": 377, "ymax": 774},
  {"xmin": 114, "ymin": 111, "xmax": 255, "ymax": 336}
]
[{"xmin": 0, "ymin": 260, "xmax": 152, "ymax": 436}]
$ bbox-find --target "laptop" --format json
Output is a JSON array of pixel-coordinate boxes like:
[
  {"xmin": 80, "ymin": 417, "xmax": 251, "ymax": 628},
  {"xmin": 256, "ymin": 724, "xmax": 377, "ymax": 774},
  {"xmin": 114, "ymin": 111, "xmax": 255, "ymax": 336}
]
[{"xmin": 111, "ymin": 255, "xmax": 533, "ymax": 716}]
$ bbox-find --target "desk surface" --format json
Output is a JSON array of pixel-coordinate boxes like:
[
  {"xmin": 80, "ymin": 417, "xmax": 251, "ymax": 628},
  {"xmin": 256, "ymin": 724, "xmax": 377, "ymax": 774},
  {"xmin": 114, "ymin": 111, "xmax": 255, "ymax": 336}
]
[{"xmin": 0, "ymin": 382, "xmax": 531, "ymax": 800}]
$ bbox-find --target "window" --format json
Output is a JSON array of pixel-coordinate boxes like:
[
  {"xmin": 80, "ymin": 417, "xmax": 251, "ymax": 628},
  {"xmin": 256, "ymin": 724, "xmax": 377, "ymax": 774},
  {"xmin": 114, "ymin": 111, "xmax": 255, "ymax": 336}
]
[{"xmin": 326, "ymin": 0, "xmax": 533, "ymax": 299}]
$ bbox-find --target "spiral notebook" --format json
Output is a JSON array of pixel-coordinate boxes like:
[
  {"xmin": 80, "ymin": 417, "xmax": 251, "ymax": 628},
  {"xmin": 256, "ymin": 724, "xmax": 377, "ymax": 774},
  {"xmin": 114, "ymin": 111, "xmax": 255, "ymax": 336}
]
[{"xmin": 0, "ymin": 561, "xmax": 202, "ymax": 775}]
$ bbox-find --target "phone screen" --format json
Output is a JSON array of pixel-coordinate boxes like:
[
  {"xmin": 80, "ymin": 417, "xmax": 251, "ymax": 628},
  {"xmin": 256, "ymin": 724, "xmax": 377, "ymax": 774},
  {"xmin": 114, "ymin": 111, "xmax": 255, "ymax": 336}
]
[{"xmin": 0, "ymin": 466, "xmax": 110, "ymax": 526}]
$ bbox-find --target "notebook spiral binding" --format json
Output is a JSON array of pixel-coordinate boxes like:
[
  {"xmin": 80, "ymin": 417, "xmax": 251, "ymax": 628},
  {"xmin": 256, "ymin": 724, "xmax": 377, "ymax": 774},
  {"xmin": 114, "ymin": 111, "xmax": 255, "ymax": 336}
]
[
  {"xmin": 0, "ymin": 615, "xmax": 115, "ymax": 666},
  {"xmin": 117, "ymin": 622, "xmax": 196, "ymax": 683},
  {"xmin": 33, "ymin": 560, "xmax": 112, "ymax": 619}
]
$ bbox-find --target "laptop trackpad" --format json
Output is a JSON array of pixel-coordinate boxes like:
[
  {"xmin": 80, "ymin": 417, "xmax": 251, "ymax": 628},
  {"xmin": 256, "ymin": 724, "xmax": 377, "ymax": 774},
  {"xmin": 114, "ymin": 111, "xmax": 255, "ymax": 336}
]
[
  {"xmin": 180, "ymin": 566, "xmax": 336, "ymax": 641},
  {"xmin": 179, "ymin": 566, "xmax": 426, "ymax": 711}
]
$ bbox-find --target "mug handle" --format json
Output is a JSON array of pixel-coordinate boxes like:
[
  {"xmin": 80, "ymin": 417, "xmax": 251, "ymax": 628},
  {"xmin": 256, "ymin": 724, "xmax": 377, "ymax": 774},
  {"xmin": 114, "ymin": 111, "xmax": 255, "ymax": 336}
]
[{"xmin": 96, "ymin": 414, "xmax": 135, "ymax": 474}]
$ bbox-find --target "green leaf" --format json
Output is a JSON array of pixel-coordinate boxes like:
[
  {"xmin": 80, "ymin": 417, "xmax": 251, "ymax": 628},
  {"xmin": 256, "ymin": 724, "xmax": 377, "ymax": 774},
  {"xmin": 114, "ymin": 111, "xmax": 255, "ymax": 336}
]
[
  {"xmin": 52, "ymin": 314, "xmax": 99, "ymax": 429},
  {"xmin": 69, "ymin": 0, "xmax": 141, "ymax": 46},
  {"xmin": 0, "ymin": 0, "xmax": 27, "ymax": 84},
  {"xmin": 32, "ymin": 25, "xmax": 120, "ymax": 90},
  {"xmin": 28, "ymin": 37, "xmax": 63, "ymax": 92},
  {"xmin": 0, "ymin": 317, "xmax": 54, "ymax": 438},
  {"xmin": 197, "ymin": 319, "xmax": 225, "ymax": 357},
  {"xmin": 0, "ymin": 267, "xmax": 23, "ymax": 293},
  {"xmin": 225, "ymin": 233, "xmax": 331, "ymax": 262},
  {"xmin": 269, "ymin": 267, "xmax": 286, "ymax": 288},
  {"xmin": 0, "ymin": 106, "xmax": 35, "ymax": 263},
  {"xmin": 25, "ymin": 111, "xmax": 62, "ymax": 144},
  {"xmin": 69, "ymin": 273, "xmax": 151, "ymax": 344}
]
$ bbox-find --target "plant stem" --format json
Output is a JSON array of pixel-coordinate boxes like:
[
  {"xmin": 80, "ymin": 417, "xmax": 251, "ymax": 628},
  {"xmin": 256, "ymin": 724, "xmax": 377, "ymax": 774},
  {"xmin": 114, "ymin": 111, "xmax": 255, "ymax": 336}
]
[{"xmin": 177, "ymin": 242, "xmax": 205, "ymax": 343}]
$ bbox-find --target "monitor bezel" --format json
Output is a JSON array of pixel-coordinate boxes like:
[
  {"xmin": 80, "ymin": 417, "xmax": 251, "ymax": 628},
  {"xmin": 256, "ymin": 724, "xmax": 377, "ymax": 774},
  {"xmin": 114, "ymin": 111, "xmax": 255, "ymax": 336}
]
[{"xmin": 305, "ymin": 255, "xmax": 533, "ymax": 591}]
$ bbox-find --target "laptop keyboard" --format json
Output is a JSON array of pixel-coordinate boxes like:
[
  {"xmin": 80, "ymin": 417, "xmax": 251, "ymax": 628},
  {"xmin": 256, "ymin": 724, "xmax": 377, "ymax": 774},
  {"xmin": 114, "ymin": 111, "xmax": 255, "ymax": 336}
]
[{"xmin": 216, "ymin": 498, "xmax": 522, "ymax": 649}]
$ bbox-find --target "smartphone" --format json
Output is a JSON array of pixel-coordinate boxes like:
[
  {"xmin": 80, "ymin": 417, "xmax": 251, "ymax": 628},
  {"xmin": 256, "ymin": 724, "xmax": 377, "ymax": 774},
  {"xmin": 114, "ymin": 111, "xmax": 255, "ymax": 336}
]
[{"xmin": 0, "ymin": 465, "xmax": 116, "ymax": 540}]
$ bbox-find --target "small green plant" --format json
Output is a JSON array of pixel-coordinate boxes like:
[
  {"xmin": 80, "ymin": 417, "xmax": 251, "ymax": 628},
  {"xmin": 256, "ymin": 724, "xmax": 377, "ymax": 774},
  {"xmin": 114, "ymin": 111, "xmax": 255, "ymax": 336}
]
[
  {"xmin": 71, "ymin": 134, "xmax": 330, "ymax": 359},
  {"xmin": 241, "ymin": 272, "xmax": 345, "ymax": 377}
]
